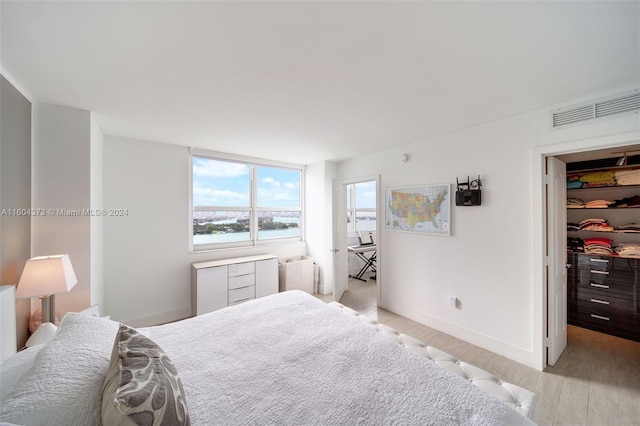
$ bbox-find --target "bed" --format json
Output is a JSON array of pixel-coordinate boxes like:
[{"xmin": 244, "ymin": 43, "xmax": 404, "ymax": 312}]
[{"xmin": 0, "ymin": 290, "xmax": 536, "ymax": 425}]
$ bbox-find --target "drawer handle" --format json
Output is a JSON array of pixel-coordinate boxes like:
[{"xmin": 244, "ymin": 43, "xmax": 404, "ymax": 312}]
[
  {"xmin": 590, "ymin": 314, "xmax": 610, "ymax": 321},
  {"xmin": 590, "ymin": 259, "xmax": 609, "ymax": 263},
  {"xmin": 590, "ymin": 270, "xmax": 609, "ymax": 275},
  {"xmin": 590, "ymin": 298, "xmax": 609, "ymax": 305},
  {"xmin": 229, "ymin": 284, "xmax": 254, "ymax": 290},
  {"xmin": 590, "ymin": 283, "xmax": 610, "ymax": 289}
]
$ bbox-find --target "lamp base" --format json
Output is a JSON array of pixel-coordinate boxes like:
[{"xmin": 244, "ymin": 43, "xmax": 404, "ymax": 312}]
[{"xmin": 40, "ymin": 294, "xmax": 55, "ymax": 324}]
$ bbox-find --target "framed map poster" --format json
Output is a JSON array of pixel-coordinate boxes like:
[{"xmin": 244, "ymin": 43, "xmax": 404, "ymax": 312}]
[{"xmin": 385, "ymin": 184, "xmax": 451, "ymax": 235}]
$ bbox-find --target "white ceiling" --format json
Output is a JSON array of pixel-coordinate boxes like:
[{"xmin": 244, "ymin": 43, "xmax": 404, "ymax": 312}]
[{"xmin": 2, "ymin": 1, "xmax": 639, "ymax": 165}]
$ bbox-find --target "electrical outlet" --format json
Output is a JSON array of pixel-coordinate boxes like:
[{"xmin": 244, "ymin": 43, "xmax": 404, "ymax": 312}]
[{"xmin": 449, "ymin": 296, "xmax": 457, "ymax": 307}]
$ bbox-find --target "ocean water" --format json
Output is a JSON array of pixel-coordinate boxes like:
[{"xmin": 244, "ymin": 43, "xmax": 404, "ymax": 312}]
[
  {"xmin": 193, "ymin": 228, "xmax": 301, "ymax": 244},
  {"xmin": 193, "ymin": 216, "xmax": 376, "ymax": 245},
  {"xmin": 193, "ymin": 216, "xmax": 301, "ymax": 245}
]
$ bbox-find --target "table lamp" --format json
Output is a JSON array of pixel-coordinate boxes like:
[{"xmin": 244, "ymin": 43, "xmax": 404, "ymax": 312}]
[{"xmin": 16, "ymin": 254, "xmax": 78, "ymax": 324}]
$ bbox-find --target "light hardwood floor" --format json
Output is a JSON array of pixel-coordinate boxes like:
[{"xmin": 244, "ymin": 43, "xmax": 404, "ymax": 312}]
[{"xmin": 316, "ymin": 279, "xmax": 640, "ymax": 426}]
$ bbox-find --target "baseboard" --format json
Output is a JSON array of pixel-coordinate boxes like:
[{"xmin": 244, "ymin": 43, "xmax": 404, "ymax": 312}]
[{"xmin": 381, "ymin": 300, "xmax": 537, "ymax": 369}]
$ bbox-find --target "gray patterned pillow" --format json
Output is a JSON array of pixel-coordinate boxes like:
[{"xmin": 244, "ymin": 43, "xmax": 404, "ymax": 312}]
[{"xmin": 102, "ymin": 324, "xmax": 190, "ymax": 426}]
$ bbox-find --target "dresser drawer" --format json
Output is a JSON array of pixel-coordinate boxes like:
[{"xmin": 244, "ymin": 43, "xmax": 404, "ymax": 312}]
[
  {"xmin": 228, "ymin": 297, "xmax": 254, "ymax": 307},
  {"xmin": 577, "ymin": 255, "xmax": 635, "ymax": 282},
  {"xmin": 228, "ymin": 273, "xmax": 255, "ymax": 290},
  {"xmin": 228, "ymin": 262, "xmax": 255, "ymax": 277},
  {"xmin": 576, "ymin": 290, "xmax": 634, "ymax": 311},
  {"xmin": 229, "ymin": 285, "xmax": 255, "ymax": 303},
  {"xmin": 579, "ymin": 279, "xmax": 634, "ymax": 299},
  {"xmin": 192, "ymin": 254, "xmax": 279, "ymax": 316},
  {"xmin": 574, "ymin": 295, "xmax": 635, "ymax": 321},
  {"xmin": 570, "ymin": 308, "xmax": 636, "ymax": 333}
]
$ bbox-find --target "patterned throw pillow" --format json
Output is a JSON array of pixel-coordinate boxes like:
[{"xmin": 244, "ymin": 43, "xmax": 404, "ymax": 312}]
[{"xmin": 102, "ymin": 324, "xmax": 190, "ymax": 426}]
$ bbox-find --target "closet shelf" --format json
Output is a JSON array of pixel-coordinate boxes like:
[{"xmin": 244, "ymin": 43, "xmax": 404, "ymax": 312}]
[
  {"xmin": 567, "ymin": 206, "xmax": 640, "ymax": 209},
  {"xmin": 567, "ymin": 230, "xmax": 640, "ymax": 234},
  {"xmin": 567, "ymin": 164, "xmax": 640, "ymax": 174},
  {"xmin": 566, "ymin": 250, "xmax": 640, "ymax": 258},
  {"xmin": 567, "ymin": 184, "xmax": 640, "ymax": 191}
]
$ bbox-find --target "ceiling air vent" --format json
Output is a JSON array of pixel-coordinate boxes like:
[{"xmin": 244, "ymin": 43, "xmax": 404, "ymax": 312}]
[{"xmin": 552, "ymin": 90, "xmax": 640, "ymax": 129}]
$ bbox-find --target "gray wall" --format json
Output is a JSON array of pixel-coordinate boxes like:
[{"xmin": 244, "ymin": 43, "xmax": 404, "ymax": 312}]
[
  {"xmin": 31, "ymin": 103, "xmax": 97, "ymax": 315},
  {"xmin": 0, "ymin": 75, "xmax": 32, "ymax": 349}
]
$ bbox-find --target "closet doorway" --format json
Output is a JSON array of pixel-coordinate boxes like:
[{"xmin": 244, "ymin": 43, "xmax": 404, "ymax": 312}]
[{"xmin": 541, "ymin": 138, "xmax": 640, "ymax": 368}]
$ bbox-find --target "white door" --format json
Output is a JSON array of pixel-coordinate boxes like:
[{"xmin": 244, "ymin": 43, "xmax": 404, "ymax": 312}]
[
  {"xmin": 547, "ymin": 156, "xmax": 568, "ymax": 366},
  {"xmin": 332, "ymin": 180, "xmax": 348, "ymax": 302}
]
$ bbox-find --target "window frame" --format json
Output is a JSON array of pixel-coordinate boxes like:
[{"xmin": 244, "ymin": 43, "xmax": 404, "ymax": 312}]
[
  {"xmin": 190, "ymin": 151, "xmax": 304, "ymax": 252},
  {"xmin": 346, "ymin": 181, "xmax": 377, "ymax": 236}
]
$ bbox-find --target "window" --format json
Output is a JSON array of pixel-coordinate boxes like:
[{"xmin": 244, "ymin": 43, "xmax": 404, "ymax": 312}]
[
  {"xmin": 346, "ymin": 180, "xmax": 376, "ymax": 234},
  {"xmin": 192, "ymin": 156, "xmax": 302, "ymax": 249}
]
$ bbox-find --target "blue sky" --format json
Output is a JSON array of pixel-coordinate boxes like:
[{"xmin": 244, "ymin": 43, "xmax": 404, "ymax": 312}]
[
  {"xmin": 193, "ymin": 157, "xmax": 300, "ymax": 208},
  {"xmin": 351, "ymin": 181, "xmax": 376, "ymax": 209}
]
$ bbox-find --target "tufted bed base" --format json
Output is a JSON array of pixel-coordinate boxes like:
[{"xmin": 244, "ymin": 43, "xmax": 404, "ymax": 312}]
[{"xmin": 329, "ymin": 301, "xmax": 538, "ymax": 419}]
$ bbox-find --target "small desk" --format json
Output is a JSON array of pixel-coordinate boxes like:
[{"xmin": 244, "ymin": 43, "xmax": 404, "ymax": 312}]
[{"xmin": 348, "ymin": 245, "xmax": 377, "ymax": 282}]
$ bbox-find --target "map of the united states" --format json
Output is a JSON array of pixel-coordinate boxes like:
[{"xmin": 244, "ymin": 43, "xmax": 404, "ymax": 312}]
[{"xmin": 386, "ymin": 186, "xmax": 450, "ymax": 234}]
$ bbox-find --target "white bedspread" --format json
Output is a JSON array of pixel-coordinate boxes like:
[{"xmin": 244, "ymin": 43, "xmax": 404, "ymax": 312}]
[{"xmin": 142, "ymin": 290, "xmax": 532, "ymax": 426}]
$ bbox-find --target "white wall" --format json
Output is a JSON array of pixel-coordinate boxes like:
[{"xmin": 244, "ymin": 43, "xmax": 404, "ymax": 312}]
[
  {"xmin": 90, "ymin": 117, "xmax": 104, "ymax": 312},
  {"xmin": 305, "ymin": 161, "xmax": 336, "ymax": 295},
  {"xmin": 31, "ymin": 103, "xmax": 100, "ymax": 317},
  {"xmin": 337, "ymin": 85, "xmax": 640, "ymax": 368},
  {"xmin": 339, "ymin": 112, "xmax": 539, "ymax": 364},
  {"xmin": 103, "ymin": 136, "xmax": 306, "ymax": 326}
]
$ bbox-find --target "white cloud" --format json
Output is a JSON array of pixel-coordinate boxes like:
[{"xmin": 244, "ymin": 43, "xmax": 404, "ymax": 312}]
[
  {"xmin": 257, "ymin": 184, "xmax": 301, "ymax": 205},
  {"xmin": 193, "ymin": 186, "xmax": 248, "ymax": 206},
  {"xmin": 262, "ymin": 177, "xmax": 281, "ymax": 187},
  {"xmin": 284, "ymin": 182, "xmax": 297, "ymax": 189},
  {"xmin": 193, "ymin": 159, "xmax": 248, "ymax": 177}
]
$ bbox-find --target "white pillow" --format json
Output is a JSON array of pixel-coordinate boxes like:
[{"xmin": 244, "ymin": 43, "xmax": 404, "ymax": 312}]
[
  {"xmin": 24, "ymin": 322, "xmax": 58, "ymax": 348},
  {"xmin": 0, "ymin": 344, "xmax": 45, "ymax": 401},
  {"xmin": 0, "ymin": 312, "xmax": 119, "ymax": 425},
  {"xmin": 79, "ymin": 304, "xmax": 100, "ymax": 316}
]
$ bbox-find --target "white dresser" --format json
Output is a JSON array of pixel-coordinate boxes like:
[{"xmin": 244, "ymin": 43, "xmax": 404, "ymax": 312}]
[{"xmin": 191, "ymin": 254, "xmax": 279, "ymax": 316}]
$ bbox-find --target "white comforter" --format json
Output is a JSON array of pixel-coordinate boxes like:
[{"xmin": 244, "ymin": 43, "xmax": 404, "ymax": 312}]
[{"xmin": 142, "ymin": 291, "xmax": 532, "ymax": 426}]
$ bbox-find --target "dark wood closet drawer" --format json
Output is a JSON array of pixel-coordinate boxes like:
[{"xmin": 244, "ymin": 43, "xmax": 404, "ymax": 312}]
[
  {"xmin": 576, "ymin": 255, "xmax": 636, "ymax": 285},
  {"xmin": 577, "ymin": 280, "xmax": 634, "ymax": 299},
  {"xmin": 576, "ymin": 290, "xmax": 634, "ymax": 311},
  {"xmin": 569, "ymin": 309, "xmax": 638, "ymax": 341}
]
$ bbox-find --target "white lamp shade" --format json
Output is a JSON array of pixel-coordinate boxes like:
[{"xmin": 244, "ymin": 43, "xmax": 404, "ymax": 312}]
[{"xmin": 16, "ymin": 255, "xmax": 78, "ymax": 299}]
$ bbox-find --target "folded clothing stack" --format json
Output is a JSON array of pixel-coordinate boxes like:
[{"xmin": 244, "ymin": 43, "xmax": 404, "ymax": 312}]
[
  {"xmin": 615, "ymin": 243, "xmax": 640, "ymax": 258},
  {"xmin": 579, "ymin": 218, "xmax": 614, "ymax": 232},
  {"xmin": 579, "ymin": 171, "xmax": 616, "ymax": 188},
  {"xmin": 568, "ymin": 237, "xmax": 584, "ymax": 252},
  {"xmin": 584, "ymin": 237, "xmax": 614, "ymax": 255},
  {"xmin": 609, "ymin": 195, "xmax": 640, "ymax": 208},
  {"xmin": 585, "ymin": 199, "xmax": 611, "ymax": 208},
  {"xmin": 618, "ymin": 223, "xmax": 640, "ymax": 232},
  {"xmin": 567, "ymin": 198, "xmax": 585, "ymax": 208},
  {"xmin": 614, "ymin": 169, "xmax": 640, "ymax": 186},
  {"xmin": 566, "ymin": 178, "xmax": 583, "ymax": 189}
]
